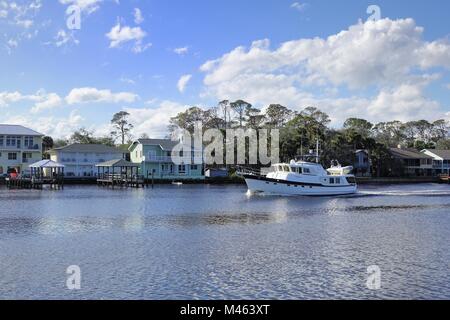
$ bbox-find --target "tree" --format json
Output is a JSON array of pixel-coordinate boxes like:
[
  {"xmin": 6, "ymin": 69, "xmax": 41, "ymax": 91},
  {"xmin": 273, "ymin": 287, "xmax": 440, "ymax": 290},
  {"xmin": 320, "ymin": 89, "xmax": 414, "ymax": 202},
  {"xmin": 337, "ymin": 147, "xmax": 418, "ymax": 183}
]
[
  {"xmin": 69, "ymin": 128, "xmax": 115, "ymax": 146},
  {"xmin": 343, "ymin": 118, "xmax": 373, "ymax": 138},
  {"xmin": 218, "ymin": 100, "xmax": 232, "ymax": 128},
  {"xmin": 373, "ymin": 121, "xmax": 405, "ymax": 147},
  {"xmin": 53, "ymin": 138, "xmax": 69, "ymax": 148},
  {"xmin": 169, "ymin": 107, "xmax": 205, "ymax": 133},
  {"xmin": 111, "ymin": 111, "xmax": 134, "ymax": 145},
  {"xmin": 265, "ymin": 104, "xmax": 294, "ymax": 128},
  {"xmin": 436, "ymin": 139, "xmax": 450, "ymax": 149},
  {"xmin": 230, "ymin": 100, "xmax": 252, "ymax": 127},
  {"xmin": 42, "ymin": 136, "xmax": 54, "ymax": 151},
  {"xmin": 70, "ymin": 128, "xmax": 96, "ymax": 144}
]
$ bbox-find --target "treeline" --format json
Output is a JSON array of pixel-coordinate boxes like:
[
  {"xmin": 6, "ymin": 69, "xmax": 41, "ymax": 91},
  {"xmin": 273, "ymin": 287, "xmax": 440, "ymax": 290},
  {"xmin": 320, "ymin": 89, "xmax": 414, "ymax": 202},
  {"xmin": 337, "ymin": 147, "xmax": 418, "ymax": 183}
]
[{"xmin": 169, "ymin": 100, "xmax": 450, "ymax": 176}]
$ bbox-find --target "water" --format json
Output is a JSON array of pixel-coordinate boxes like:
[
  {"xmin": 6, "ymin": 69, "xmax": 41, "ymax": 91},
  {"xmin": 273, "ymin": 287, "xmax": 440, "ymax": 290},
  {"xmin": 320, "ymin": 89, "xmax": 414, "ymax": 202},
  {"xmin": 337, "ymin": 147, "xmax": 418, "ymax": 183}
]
[{"xmin": 0, "ymin": 183, "xmax": 450, "ymax": 300}]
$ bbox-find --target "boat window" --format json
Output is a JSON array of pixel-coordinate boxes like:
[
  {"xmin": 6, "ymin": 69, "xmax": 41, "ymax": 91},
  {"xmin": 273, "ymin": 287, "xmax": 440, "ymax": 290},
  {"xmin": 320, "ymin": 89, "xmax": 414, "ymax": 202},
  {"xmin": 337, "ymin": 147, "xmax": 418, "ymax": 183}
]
[
  {"xmin": 303, "ymin": 168, "xmax": 311, "ymax": 174},
  {"xmin": 336, "ymin": 177, "xmax": 341, "ymax": 184},
  {"xmin": 283, "ymin": 165, "xmax": 290, "ymax": 172},
  {"xmin": 277, "ymin": 165, "xmax": 283, "ymax": 172},
  {"xmin": 329, "ymin": 178, "xmax": 335, "ymax": 184}
]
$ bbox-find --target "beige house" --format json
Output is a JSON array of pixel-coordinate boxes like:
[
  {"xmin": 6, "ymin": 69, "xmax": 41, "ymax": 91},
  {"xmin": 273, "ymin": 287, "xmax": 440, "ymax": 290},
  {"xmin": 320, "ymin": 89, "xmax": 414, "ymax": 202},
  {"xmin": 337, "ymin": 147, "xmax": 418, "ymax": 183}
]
[{"xmin": 0, "ymin": 124, "xmax": 44, "ymax": 174}]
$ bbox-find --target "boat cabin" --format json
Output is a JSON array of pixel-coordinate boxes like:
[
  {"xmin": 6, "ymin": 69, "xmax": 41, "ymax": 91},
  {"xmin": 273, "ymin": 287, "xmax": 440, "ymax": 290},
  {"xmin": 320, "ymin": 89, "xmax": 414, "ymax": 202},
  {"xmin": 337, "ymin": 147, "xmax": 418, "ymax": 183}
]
[{"xmin": 271, "ymin": 162, "xmax": 327, "ymax": 176}]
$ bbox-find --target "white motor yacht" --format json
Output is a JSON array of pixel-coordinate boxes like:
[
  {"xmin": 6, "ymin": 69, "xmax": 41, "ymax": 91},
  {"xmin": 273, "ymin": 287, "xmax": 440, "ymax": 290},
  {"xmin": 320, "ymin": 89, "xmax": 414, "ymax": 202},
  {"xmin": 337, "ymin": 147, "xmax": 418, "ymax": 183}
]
[{"xmin": 241, "ymin": 160, "xmax": 357, "ymax": 196}]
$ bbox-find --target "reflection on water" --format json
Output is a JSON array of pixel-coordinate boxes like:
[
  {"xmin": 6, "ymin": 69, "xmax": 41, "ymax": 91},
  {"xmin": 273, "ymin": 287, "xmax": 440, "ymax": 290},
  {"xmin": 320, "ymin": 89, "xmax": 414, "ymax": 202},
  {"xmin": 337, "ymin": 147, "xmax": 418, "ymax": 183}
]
[{"xmin": 1, "ymin": 183, "xmax": 450, "ymax": 299}]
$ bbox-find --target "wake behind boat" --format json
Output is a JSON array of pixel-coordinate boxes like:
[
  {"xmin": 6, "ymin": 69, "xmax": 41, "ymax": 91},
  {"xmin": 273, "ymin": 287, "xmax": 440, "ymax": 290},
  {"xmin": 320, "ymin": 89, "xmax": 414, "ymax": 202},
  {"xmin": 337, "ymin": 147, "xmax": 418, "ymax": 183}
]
[{"xmin": 239, "ymin": 160, "xmax": 357, "ymax": 196}]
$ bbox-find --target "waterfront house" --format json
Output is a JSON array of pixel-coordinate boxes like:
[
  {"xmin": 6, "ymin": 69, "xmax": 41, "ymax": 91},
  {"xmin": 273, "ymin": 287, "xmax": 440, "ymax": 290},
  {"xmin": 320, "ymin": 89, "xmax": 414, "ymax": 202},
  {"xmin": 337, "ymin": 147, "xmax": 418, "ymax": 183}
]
[
  {"xmin": 354, "ymin": 150, "xmax": 371, "ymax": 177},
  {"xmin": 47, "ymin": 144, "xmax": 126, "ymax": 177},
  {"xmin": 129, "ymin": 138, "xmax": 205, "ymax": 180},
  {"xmin": 388, "ymin": 148, "xmax": 433, "ymax": 177},
  {"xmin": 421, "ymin": 149, "xmax": 450, "ymax": 175},
  {"xmin": 0, "ymin": 124, "xmax": 44, "ymax": 175}
]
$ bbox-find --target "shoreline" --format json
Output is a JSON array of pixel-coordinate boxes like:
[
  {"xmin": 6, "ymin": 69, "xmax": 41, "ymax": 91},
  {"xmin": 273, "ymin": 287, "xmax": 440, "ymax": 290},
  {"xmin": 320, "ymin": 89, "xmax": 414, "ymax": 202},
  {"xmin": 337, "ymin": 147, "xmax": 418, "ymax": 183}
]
[{"xmin": 0, "ymin": 176, "xmax": 446, "ymax": 186}]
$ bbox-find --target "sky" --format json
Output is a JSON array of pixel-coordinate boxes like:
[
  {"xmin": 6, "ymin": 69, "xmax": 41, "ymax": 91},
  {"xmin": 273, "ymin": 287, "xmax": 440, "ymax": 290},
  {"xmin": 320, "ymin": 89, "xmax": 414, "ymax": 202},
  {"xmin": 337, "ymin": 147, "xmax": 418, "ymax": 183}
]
[{"xmin": 0, "ymin": 0, "xmax": 450, "ymax": 139}]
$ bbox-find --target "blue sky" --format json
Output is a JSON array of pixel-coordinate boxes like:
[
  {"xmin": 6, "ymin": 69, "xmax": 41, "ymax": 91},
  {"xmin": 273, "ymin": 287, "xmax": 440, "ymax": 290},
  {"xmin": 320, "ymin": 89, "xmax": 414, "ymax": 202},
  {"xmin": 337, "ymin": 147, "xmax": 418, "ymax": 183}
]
[{"xmin": 1, "ymin": 0, "xmax": 449, "ymax": 139}]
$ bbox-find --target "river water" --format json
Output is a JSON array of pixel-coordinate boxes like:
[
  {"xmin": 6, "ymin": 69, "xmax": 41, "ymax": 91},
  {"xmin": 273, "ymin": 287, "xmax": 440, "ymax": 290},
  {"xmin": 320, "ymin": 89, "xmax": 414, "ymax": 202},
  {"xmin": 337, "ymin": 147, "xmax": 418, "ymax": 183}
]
[{"xmin": 0, "ymin": 183, "xmax": 449, "ymax": 300}]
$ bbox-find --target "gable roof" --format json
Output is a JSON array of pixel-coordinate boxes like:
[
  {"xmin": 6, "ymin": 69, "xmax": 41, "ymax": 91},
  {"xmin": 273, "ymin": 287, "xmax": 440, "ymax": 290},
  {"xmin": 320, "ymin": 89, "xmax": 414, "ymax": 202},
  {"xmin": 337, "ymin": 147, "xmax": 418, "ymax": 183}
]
[
  {"xmin": 135, "ymin": 139, "xmax": 179, "ymax": 151},
  {"xmin": 423, "ymin": 149, "xmax": 450, "ymax": 160},
  {"xmin": 29, "ymin": 160, "xmax": 65, "ymax": 168},
  {"xmin": 0, "ymin": 124, "xmax": 44, "ymax": 136},
  {"xmin": 49, "ymin": 143, "xmax": 123, "ymax": 154},
  {"xmin": 389, "ymin": 148, "xmax": 432, "ymax": 160}
]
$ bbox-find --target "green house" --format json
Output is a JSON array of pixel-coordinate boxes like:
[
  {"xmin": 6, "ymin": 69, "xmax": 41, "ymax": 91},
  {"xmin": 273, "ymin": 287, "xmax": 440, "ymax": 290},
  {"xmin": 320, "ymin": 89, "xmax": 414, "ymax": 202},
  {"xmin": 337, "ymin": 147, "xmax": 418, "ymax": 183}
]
[{"xmin": 129, "ymin": 138, "xmax": 205, "ymax": 180}]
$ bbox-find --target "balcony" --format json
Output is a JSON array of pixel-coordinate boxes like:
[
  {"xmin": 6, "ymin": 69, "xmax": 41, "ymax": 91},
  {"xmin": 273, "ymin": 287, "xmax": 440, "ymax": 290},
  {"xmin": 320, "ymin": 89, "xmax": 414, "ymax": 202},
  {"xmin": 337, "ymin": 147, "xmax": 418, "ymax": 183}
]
[
  {"xmin": 0, "ymin": 144, "xmax": 40, "ymax": 151},
  {"xmin": 145, "ymin": 156, "xmax": 203, "ymax": 164}
]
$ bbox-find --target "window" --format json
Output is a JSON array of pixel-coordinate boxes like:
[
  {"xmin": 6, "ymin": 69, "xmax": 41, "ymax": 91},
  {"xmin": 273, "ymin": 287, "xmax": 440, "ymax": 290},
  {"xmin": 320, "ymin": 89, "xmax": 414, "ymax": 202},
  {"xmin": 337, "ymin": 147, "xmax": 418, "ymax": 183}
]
[
  {"xmin": 0, "ymin": 136, "xmax": 3, "ymax": 146},
  {"xmin": 294, "ymin": 167, "xmax": 303, "ymax": 174},
  {"xmin": 335, "ymin": 177, "xmax": 341, "ymax": 184},
  {"xmin": 24, "ymin": 136, "xmax": 34, "ymax": 147},
  {"xmin": 191, "ymin": 165, "xmax": 198, "ymax": 170},
  {"xmin": 8, "ymin": 153, "xmax": 17, "ymax": 160},
  {"xmin": 304, "ymin": 168, "xmax": 311, "ymax": 174},
  {"xmin": 329, "ymin": 178, "xmax": 335, "ymax": 184},
  {"xmin": 22, "ymin": 153, "xmax": 32, "ymax": 163},
  {"xmin": 178, "ymin": 165, "xmax": 186, "ymax": 174}
]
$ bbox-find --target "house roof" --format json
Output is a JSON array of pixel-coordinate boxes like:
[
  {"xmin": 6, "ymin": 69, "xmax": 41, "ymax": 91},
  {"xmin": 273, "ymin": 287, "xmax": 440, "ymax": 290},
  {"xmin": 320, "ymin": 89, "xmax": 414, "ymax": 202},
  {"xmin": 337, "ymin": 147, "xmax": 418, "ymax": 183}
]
[
  {"xmin": 0, "ymin": 124, "xmax": 44, "ymax": 136},
  {"xmin": 389, "ymin": 148, "xmax": 432, "ymax": 160},
  {"xmin": 49, "ymin": 143, "xmax": 123, "ymax": 154},
  {"xmin": 423, "ymin": 149, "xmax": 450, "ymax": 160},
  {"xmin": 137, "ymin": 139, "xmax": 179, "ymax": 150},
  {"xmin": 29, "ymin": 160, "xmax": 65, "ymax": 168},
  {"xmin": 95, "ymin": 159, "xmax": 140, "ymax": 167}
]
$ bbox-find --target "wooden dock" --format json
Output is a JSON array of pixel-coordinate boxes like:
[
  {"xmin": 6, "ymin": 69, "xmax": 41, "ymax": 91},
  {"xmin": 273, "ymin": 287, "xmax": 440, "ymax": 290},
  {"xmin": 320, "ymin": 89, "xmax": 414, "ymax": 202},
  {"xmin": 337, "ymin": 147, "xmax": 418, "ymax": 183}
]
[
  {"xmin": 97, "ymin": 173, "xmax": 145, "ymax": 188},
  {"xmin": 5, "ymin": 177, "xmax": 64, "ymax": 190}
]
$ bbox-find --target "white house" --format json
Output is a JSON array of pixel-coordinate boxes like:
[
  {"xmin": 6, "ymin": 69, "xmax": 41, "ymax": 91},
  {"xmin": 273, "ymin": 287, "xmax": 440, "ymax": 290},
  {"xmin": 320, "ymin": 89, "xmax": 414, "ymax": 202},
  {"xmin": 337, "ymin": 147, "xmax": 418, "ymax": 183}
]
[
  {"xmin": 48, "ymin": 144, "xmax": 125, "ymax": 177},
  {"xmin": 0, "ymin": 124, "xmax": 44, "ymax": 175},
  {"xmin": 421, "ymin": 149, "xmax": 450, "ymax": 175}
]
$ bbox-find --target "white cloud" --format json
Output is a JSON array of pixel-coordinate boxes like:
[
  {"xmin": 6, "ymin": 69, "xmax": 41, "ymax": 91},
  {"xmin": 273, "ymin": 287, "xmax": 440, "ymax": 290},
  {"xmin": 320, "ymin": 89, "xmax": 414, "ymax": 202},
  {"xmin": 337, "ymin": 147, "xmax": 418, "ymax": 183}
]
[
  {"xmin": 291, "ymin": 2, "xmax": 307, "ymax": 12},
  {"xmin": 59, "ymin": 0, "xmax": 103, "ymax": 14},
  {"xmin": 106, "ymin": 22, "xmax": 150, "ymax": 53},
  {"xmin": 124, "ymin": 101, "xmax": 188, "ymax": 138},
  {"xmin": 0, "ymin": 0, "xmax": 43, "ymax": 52},
  {"xmin": 31, "ymin": 93, "xmax": 63, "ymax": 113},
  {"xmin": 174, "ymin": 46, "xmax": 189, "ymax": 55},
  {"xmin": 15, "ymin": 19, "xmax": 33, "ymax": 28},
  {"xmin": 65, "ymin": 87, "xmax": 139, "ymax": 104},
  {"xmin": 134, "ymin": 8, "xmax": 144, "ymax": 24},
  {"xmin": 0, "ymin": 91, "xmax": 25, "ymax": 107},
  {"xmin": 119, "ymin": 77, "xmax": 136, "ymax": 85},
  {"xmin": 2, "ymin": 110, "xmax": 84, "ymax": 138},
  {"xmin": 177, "ymin": 74, "xmax": 192, "ymax": 93},
  {"xmin": 54, "ymin": 29, "xmax": 79, "ymax": 47},
  {"xmin": 200, "ymin": 18, "xmax": 450, "ymax": 124}
]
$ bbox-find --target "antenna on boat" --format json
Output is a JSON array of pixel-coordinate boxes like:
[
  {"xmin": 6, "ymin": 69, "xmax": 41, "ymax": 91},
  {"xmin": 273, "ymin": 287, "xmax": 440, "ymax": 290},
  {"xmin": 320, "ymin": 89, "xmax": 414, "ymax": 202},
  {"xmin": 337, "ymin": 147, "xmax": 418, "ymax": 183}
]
[{"xmin": 315, "ymin": 134, "xmax": 319, "ymax": 164}]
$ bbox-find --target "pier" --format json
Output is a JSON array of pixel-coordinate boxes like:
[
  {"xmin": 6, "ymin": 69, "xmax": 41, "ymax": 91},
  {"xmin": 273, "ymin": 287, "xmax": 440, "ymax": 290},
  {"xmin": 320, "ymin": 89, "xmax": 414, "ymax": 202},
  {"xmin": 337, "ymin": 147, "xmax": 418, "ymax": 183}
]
[
  {"xmin": 96, "ymin": 159, "xmax": 144, "ymax": 188},
  {"xmin": 6, "ymin": 160, "xmax": 65, "ymax": 190}
]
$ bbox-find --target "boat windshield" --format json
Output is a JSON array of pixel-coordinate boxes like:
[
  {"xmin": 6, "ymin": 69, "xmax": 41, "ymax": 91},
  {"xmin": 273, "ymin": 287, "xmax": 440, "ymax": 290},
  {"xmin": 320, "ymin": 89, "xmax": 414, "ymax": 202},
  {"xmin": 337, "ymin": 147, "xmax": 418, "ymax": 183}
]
[{"xmin": 274, "ymin": 165, "xmax": 291, "ymax": 172}]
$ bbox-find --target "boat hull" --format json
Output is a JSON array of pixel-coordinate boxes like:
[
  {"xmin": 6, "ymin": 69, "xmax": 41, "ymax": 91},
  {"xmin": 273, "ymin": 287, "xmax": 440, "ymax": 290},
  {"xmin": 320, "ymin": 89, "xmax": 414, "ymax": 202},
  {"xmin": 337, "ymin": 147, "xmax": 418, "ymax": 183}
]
[{"xmin": 243, "ymin": 175, "xmax": 357, "ymax": 196}]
